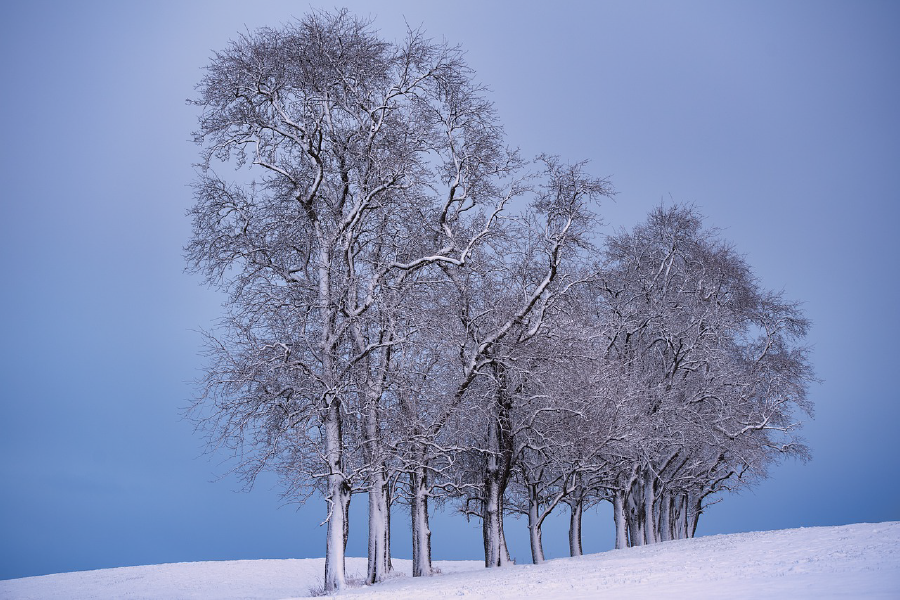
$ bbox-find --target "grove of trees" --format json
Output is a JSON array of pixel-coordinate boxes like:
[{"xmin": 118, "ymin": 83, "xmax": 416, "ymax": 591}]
[{"xmin": 185, "ymin": 10, "xmax": 814, "ymax": 593}]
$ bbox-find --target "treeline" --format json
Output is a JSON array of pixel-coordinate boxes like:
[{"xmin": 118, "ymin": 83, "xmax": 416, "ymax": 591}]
[{"xmin": 186, "ymin": 10, "xmax": 813, "ymax": 592}]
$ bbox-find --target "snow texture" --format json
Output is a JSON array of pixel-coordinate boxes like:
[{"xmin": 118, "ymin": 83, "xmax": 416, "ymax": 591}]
[{"xmin": 2, "ymin": 522, "xmax": 898, "ymax": 599}]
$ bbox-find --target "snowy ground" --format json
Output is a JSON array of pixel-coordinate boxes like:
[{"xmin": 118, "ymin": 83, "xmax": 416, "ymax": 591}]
[{"xmin": 2, "ymin": 522, "xmax": 898, "ymax": 599}]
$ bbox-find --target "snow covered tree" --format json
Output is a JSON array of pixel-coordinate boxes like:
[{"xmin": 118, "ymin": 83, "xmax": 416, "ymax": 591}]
[
  {"xmin": 592, "ymin": 205, "xmax": 814, "ymax": 546},
  {"xmin": 500, "ymin": 289, "xmax": 624, "ymax": 563},
  {"xmin": 186, "ymin": 10, "xmax": 519, "ymax": 591},
  {"xmin": 443, "ymin": 158, "xmax": 612, "ymax": 567}
]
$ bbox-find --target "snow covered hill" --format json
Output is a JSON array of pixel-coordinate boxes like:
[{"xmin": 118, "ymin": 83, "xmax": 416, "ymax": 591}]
[{"xmin": 2, "ymin": 522, "xmax": 898, "ymax": 599}]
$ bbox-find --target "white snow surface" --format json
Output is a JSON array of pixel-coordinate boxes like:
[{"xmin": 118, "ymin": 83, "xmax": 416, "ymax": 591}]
[{"xmin": 2, "ymin": 522, "xmax": 898, "ymax": 599}]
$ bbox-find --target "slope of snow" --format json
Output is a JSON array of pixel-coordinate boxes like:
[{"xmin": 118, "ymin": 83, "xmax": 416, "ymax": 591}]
[
  {"xmin": 0, "ymin": 558, "xmax": 484, "ymax": 600},
  {"xmin": 2, "ymin": 522, "xmax": 898, "ymax": 600}
]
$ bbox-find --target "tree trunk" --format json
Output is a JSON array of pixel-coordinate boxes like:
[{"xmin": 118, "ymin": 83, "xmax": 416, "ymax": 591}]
[
  {"xmin": 658, "ymin": 491, "xmax": 672, "ymax": 542},
  {"xmin": 568, "ymin": 492, "xmax": 584, "ymax": 557},
  {"xmin": 318, "ymin": 234, "xmax": 349, "ymax": 593},
  {"xmin": 343, "ymin": 490, "xmax": 351, "ymax": 551},
  {"xmin": 528, "ymin": 519, "xmax": 544, "ymax": 564},
  {"xmin": 673, "ymin": 492, "xmax": 687, "ymax": 539},
  {"xmin": 323, "ymin": 400, "xmax": 350, "ymax": 593},
  {"xmin": 483, "ymin": 470, "xmax": 512, "ymax": 566},
  {"xmin": 482, "ymin": 365, "xmax": 514, "ymax": 567},
  {"xmin": 385, "ymin": 482, "xmax": 393, "ymax": 573},
  {"xmin": 351, "ymin": 315, "xmax": 393, "ymax": 587},
  {"xmin": 527, "ymin": 483, "xmax": 545, "ymax": 564},
  {"xmin": 626, "ymin": 487, "xmax": 644, "ymax": 547},
  {"xmin": 689, "ymin": 493, "xmax": 702, "ymax": 538},
  {"xmin": 366, "ymin": 464, "xmax": 391, "ymax": 584},
  {"xmin": 410, "ymin": 466, "xmax": 433, "ymax": 577},
  {"xmin": 499, "ymin": 513, "xmax": 512, "ymax": 565},
  {"xmin": 613, "ymin": 490, "xmax": 628, "ymax": 550},
  {"xmin": 481, "ymin": 457, "xmax": 514, "ymax": 566},
  {"xmin": 643, "ymin": 469, "xmax": 657, "ymax": 545}
]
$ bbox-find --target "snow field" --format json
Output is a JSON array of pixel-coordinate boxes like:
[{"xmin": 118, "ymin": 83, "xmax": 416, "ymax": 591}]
[{"xmin": 2, "ymin": 522, "xmax": 898, "ymax": 600}]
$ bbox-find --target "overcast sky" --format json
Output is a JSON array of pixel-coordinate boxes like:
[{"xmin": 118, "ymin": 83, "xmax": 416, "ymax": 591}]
[{"xmin": 1, "ymin": 0, "xmax": 897, "ymax": 581}]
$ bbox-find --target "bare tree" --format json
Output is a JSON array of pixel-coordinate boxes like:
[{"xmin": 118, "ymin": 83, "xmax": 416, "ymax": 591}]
[
  {"xmin": 592, "ymin": 205, "xmax": 814, "ymax": 547},
  {"xmin": 499, "ymin": 292, "xmax": 621, "ymax": 564},
  {"xmin": 440, "ymin": 158, "xmax": 612, "ymax": 567},
  {"xmin": 186, "ymin": 10, "xmax": 518, "ymax": 591}
]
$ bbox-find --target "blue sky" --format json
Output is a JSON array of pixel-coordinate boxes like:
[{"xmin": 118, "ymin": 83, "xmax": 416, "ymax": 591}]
[{"xmin": 1, "ymin": 0, "xmax": 897, "ymax": 580}]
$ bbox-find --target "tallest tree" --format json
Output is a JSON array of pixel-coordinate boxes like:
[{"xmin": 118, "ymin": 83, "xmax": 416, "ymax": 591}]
[{"xmin": 185, "ymin": 10, "xmax": 518, "ymax": 592}]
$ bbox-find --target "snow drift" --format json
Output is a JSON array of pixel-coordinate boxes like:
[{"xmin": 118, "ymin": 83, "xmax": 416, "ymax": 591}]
[{"xmin": 2, "ymin": 522, "xmax": 898, "ymax": 599}]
